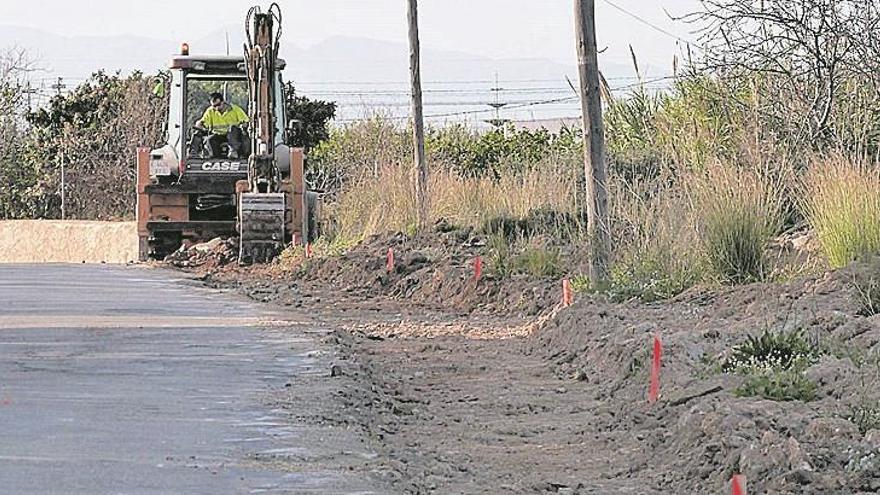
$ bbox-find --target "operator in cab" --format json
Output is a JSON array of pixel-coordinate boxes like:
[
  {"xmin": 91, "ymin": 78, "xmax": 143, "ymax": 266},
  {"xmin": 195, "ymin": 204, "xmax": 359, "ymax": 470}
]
[{"xmin": 193, "ymin": 92, "xmax": 249, "ymax": 159}]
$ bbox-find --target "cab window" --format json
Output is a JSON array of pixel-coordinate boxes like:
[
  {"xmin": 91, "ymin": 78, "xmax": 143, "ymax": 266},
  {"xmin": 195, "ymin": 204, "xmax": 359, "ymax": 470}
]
[{"xmin": 185, "ymin": 78, "xmax": 249, "ymax": 131}]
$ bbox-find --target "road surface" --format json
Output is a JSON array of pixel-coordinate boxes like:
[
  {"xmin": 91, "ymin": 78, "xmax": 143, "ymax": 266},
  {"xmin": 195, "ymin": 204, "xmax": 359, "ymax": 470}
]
[{"xmin": 0, "ymin": 264, "xmax": 379, "ymax": 494}]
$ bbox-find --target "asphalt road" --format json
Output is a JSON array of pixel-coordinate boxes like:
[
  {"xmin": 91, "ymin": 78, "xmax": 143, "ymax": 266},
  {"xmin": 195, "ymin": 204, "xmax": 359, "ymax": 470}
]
[{"xmin": 0, "ymin": 264, "xmax": 379, "ymax": 494}]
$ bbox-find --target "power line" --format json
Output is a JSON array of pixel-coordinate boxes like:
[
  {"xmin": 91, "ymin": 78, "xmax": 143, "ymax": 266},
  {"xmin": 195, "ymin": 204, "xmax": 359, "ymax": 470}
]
[
  {"xmin": 304, "ymin": 87, "xmax": 578, "ymax": 96},
  {"xmin": 312, "ymin": 83, "xmax": 670, "ymax": 101},
  {"xmin": 293, "ymin": 75, "xmax": 657, "ymax": 86},
  {"xmin": 29, "ymin": 75, "xmax": 667, "ymax": 93},
  {"xmin": 599, "ymin": 0, "xmax": 695, "ymax": 45},
  {"xmin": 303, "ymin": 75, "xmax": 675, "ymax": 100},
  {"xmin": 333, "ymin": 75, "xmax": 676, "ymax": 123},
  {"xmin": 27, "ymin": 71, "xmax": 676, "ymax": 123}
]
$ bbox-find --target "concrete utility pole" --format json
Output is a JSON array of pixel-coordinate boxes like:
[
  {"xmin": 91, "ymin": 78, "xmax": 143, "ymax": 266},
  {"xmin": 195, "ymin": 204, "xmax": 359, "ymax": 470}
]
[
  {"xmin": 23, "ymin": 82, "xmax": 38, "ymax": 112},
  {"xmin": 487, "ymin": 72, "xmax": 509, "ymax": 128},
  {"xmin": 407, "ymin": 0, "xmax": 428, "ymax": 228},
  {"xmin": 575, "ymin": 0, "xmax": 610, "ymax": 284},
  {"xmin": 51, "ymin": 77, "xmax": 67, "ymax": 220}
]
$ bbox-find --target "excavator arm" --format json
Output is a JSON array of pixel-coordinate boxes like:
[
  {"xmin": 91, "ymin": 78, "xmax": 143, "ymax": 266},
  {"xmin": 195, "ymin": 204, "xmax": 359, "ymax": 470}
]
[{"xmin": 238, "ymin": 3, "xmax": 287, "ymax": 263}]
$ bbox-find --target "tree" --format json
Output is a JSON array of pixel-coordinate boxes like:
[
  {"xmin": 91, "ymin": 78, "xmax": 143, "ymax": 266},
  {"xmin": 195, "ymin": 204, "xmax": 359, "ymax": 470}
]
[
  {"xmin": 283, "ymin": 82, "xmax": 336, "ymax": 152},
  {"xmin": 0, "ymin": 47, "xmax": 52, "ymax": 219},
  {"xmin": 26, "ymin": 71, "xmax": 167, "ymax": 220},
  {"xmin": 24, "ymin": 76, "xmax": 336, "ymax": 218},
  {"xmin": 684, "ymin": 0, "xmax": 880, "ymax": 144},
  {"xmin": 4, "ymin": 62, "xmax": 337, "ymax": 219}
]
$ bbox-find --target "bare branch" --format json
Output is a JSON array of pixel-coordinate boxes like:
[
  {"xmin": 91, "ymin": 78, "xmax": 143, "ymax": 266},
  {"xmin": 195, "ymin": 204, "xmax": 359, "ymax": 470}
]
[{"xmin": 684, "ymin": 0, "xmax": 878, "ymax": 143}]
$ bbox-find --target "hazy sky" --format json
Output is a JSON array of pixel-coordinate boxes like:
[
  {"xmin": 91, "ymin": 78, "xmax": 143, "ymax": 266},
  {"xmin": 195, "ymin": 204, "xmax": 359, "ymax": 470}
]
[{"xmin": 0, "ymin": 0, "xmax": 703, "ymax": 70}]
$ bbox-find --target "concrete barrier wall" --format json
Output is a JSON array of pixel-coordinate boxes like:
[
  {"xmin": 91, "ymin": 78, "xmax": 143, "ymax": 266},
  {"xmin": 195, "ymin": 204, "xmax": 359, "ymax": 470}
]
[{"xmin": 0, "ymin": 221, "xmax": 138, "ymax": 263}]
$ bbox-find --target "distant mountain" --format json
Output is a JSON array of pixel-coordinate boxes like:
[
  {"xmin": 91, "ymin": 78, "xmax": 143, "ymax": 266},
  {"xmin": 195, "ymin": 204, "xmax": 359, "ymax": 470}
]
[
  {"xmin": 1, "ymin": 25, "xmax": 642, "ymax": 86},
  {"xmin": 292, "ymin": 35, "xmax": 572, "ymax": 84},
  {"xmin": 0, "ymin": 25, "xmax": 176, "ymax": 81},
  {"xmin": 0, "ymin": 25, "xmax": 648, "ymax": 123},
  {"xmin": 190, "ymin": 28, "xmax": 589, "ymax": 84}
]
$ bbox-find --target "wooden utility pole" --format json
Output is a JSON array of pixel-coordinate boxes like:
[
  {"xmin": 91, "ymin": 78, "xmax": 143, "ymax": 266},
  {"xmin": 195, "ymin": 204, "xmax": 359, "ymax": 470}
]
[
  {"xmin": 575, "ymin": 0, "xmax": 610, "ymax": 284},
  {"xmin": 407, "ymin": 0, "xmax": 428, "ymax": 227}
]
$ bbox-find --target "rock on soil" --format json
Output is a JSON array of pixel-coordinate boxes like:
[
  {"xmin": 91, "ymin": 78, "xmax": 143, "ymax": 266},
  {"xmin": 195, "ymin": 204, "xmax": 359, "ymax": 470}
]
[{"xmin": 165, "ymin": 237, "xmax": 238, "ymax": 269}]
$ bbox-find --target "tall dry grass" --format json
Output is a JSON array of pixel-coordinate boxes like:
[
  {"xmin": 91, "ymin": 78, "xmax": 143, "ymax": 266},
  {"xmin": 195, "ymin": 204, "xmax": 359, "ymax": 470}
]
[
  {"xmin": 330, "ymin": 161, "xmax": 579, "ymax": 241},
  {"xmin": 603, "ymin": 160, "xmax": 786, "ymax": 299},
  {"xmin": 687, "ymin": 161, "xmax": 785, "ymax": 283},
  {"xmin": 327, "ymin": 148, "xmax": 794, "ymax": 301},
  {"xmin": 605, "ymin": 178, "xmax": 703, "ymax": 300},
  {"xmin": 803, "ymin": 156, "xmax": 880, "ymax": 268}
]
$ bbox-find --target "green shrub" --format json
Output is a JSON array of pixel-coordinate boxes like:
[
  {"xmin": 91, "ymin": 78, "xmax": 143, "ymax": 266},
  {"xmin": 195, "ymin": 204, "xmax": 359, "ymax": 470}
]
[
  {"xmin": 607, "ymin": 179, "xmax": 704, "ymax": 301},
  {"xmin": 850, "ymin": 264, "xmax": 880, "ymax": 316},
  {"xmin": 309, "ymin": 117, "xmax": 583, "ymax": 198},
  {"xmin": 722, "ymin": 330, "xmax": 818, "ymax": 372},
  {"xmin": 428, "ymin": 123, "xmax": 580, "ymax": 178},
  {"xmin": 487, "ymin": 232, "xmax": 513, "ymax": 278},
  {"xmin": 734, "ymin": 368, "xmax": 818, "ymax": 402},
  {"xmin": 487, "ymin": 234, "xmax": 561, "ymax": 279},
  {"xmin": 605, "ymin": 75, "xmax": 747, "ymax": 176},
  {"xmin": 308, "ymin": 114, "xmax": 412, "ymax": 195},
  {"xmin": 723, "ymin": 329, "xmax": 820, "ymax": 402},
  {"xmin": 330, "ymin": 156, "xmax": 580, "ymax": 243},
  {"xmin": 605, "ymin": 251, "xmax": 701, "ymax": 302},
  {"xmin": 689, "ymin": 162, "xmax": 783, "ymax": 283},
  {"xmin": 481, "ymin": 208, "xmax": 585, "ymax": 243},
  {"xmin": 849, "ymin": 403, "xmax": 880, "ymax": 435},
  {"xmin": 605, "ymin": 87, "xmax": 666, "ymax": 183},
  {"xmin": 803, "ymin": 156, "xmax": 880, "ymax": 268},
  {"xmin": 513, "ymin": 246, "xmax": 561, "ymax": 278},
  {"xmin": 569, "ymin": 273, "xmax": 592, "ymax": 293}
]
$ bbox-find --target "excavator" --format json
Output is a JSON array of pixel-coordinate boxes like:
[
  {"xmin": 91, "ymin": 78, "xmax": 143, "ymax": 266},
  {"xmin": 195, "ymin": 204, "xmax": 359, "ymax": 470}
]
[{"xmin": 137, "ymin": 3, "xmax": 316, "ymax": 263}]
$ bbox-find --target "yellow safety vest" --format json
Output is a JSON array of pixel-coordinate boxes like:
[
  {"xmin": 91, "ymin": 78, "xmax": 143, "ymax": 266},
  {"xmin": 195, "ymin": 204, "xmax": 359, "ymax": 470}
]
[{"xmin": 200, "ymin": 104, "xmax": 249, "ymax": 135}]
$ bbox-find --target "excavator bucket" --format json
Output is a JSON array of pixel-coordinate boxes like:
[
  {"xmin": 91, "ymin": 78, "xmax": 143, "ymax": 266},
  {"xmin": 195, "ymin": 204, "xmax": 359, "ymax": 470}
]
[{"xmin": 238, "ymin": 192, "xmax": 286, "ymax": 264}]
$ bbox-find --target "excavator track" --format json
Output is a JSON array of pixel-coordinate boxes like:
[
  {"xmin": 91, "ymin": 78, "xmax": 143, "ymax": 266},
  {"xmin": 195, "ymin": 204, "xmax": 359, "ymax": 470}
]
[{"xmin": 238, "ymin": 192, "xmax": 286, "ymax": 264}]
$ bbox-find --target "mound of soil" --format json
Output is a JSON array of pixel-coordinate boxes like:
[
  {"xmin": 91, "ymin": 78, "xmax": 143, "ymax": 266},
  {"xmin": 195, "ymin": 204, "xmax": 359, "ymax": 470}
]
[
  {"xmin": 315, "ymin": 266, "xmax": 880, "ymax": 494},
  {"xmin": 176, "ymin": 227, "xmax": 879, "ymax": 493},
  {"xmin": 300, "ymin": 229, "xmax": 569, "ymax": 316},
  {"xmin": 524, "ymin": 265, "xmax": 880, "ymax": 493},
  {"xmin": 198, "ymin": 225, "xmax": 583, "ymax": 318}
]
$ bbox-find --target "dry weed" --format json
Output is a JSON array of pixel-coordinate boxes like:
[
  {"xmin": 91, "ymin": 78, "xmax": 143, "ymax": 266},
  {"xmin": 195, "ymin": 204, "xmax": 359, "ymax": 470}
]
[
  {"xmin": 803, "ymin": 155, "xmax": 880, "ymax": 268},
  {"xmin": 332, "ymin": 161, "xmax": 578, "ymax": 241},
  {"xmin": 687, "ymin": 161, "xmax": 784, "ymax": 283}
]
